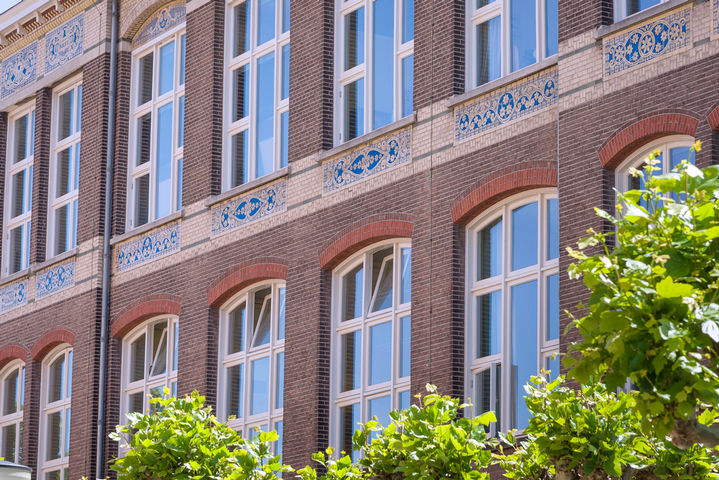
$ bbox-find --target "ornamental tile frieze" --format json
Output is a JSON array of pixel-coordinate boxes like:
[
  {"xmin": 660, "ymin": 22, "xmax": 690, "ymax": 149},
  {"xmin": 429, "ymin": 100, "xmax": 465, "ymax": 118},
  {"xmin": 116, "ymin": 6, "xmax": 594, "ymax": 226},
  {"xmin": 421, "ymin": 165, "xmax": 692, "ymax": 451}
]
[
  {"xmin": 36, "ymin": 260, "xmax": 75, "ymax": 300},
  {"xmin": 1, "ymin": 43, "xmax": 37, "ymax": 99},
  {"xmin": 0, "ymin": 279, "xmax": 27, "ymax": 314},
  {"xmin": 604, "ymin": 6, "xmax": 691, "ymax": 77},
  {"xmin": 115, "ymin": 223, "xmax": 181, "ymax": 272},
  {"xmin": 45, "ymin": 15, "xmax": 84, "ymax": 74},
  {"xmin": 713, "ymin": 0, "xmax": 719, "ymax": 36},
  {"xmin": 134, "ymin": 2, "xmax": 186, "ymax": 48},
  {"xmin": 454, "ymin": 69, "xmax": 557, "ymax": 143},
  {"xmin": 211, "ymin": 180, "xmax": 287, "ymax": 237},
  {"xmin": 323, "ymin": 129, "xmax": 412, "ymax": 193}
]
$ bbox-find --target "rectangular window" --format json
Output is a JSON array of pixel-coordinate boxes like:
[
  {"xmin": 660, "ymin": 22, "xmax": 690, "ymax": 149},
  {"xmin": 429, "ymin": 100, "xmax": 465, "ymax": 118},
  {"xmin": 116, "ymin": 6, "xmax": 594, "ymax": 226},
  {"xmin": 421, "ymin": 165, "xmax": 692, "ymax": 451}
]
[
  {"xmin": 3, "ymin": 107, "xmax": 34, "ymax": 276},
  {"xmin": 40, "ymin": 349, "xmax": 72, "ymax": 480},
  {"xmin": 128, "ymin": 31, "xmax": 185, "ymax": 230},
  {"xmin": 467, "ymin": 0, "xmax": 557, "ymax": 89},
  {"xmin": 337, "ymin": 0, "xmax": 414, "ymax": 144},
  {"xmin": 614, "ymin": 0, "xmax": 664, "ymax": 22},
  {"xmin": 225, "ymin": 0, "xmax": 290, "ymax": 190}
]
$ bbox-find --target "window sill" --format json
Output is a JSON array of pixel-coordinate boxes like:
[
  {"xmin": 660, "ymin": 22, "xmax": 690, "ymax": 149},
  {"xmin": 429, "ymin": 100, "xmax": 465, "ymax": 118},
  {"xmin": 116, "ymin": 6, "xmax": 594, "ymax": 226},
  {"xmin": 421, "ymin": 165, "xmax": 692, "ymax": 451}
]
[
  {"xmin": 111, "ymin": 210, "xmax": 185, "ymax": 246},
  {"xmin": 31, "ymin": 248, "xmax": 79, "ymax": 273},
  {"xmin": 0, "ymin": 268, "xmax": 30, "ymax": 287},
  {"xmin": 205, "ymin": 167, "xmax": 290, "ymax": 208},
  {"xmin": 594, "ymin": 0, "xmax": 693, "ymax": 40},
  {"xmin": 318, "ymin": 114, "xmax": 417, "ymax": 163},
  {"xmin": 447, "ymin": 56, "xmax": 558, "ymax": 109}
]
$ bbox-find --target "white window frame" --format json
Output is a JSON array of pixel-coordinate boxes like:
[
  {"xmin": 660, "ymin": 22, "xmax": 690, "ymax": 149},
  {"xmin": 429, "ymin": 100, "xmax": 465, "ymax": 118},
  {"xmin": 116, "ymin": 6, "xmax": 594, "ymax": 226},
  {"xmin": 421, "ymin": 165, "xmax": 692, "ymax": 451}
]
[
  {"xmin": 465, "ymin": 189, "xmax": 559, "ymax": 435},
  {"xmin": 334, "ymin": 0, "xmax": 414, "ymax": 145},
  {"xmin": 127, "ymin": 26, "xmax": 186, "ymax": 230},
  {"xmin": 48, "ymin": 76, "xmax": 82, "ymax": 259},
  {"xmin": 217, "ymin": 281, "xmax": 285, "ymax": 444},
  {"xmin": 223, "ymin": 0, "xmax": 290, "ymax": 191},
  {"xmin": 615, "ymin": 135, "xmax": 696, "ymax": 193},
  {"xmin": 466, "ymin": 0, "xmax": 555, "ymax": 90},
  {"xmin": 2, "ymin": 103, "xmax": 35, "ymax": 277},
  {"xmin": 0, "ymin": 360, "xmax": 24, "ymax": 464},
  {"xmin": 330, "ymin": 240, "xmax": 411, "ymax": 458},
  {"xmin": 38, "ymin": 346, "xmax": 72, "ymax": 480},
  {"xmin": 614, "ymin": 0, "xmax": 668, "ymax": 22}
]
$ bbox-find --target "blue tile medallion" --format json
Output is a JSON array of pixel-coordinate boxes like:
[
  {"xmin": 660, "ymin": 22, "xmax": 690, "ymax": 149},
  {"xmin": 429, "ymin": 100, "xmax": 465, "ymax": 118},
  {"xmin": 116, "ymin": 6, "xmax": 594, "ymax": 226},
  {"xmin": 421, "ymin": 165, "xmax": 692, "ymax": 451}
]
[
  {"xmin": 323, "ymin": 129, "xmax": 412, "ymax": 193},
  {"xmin": 0, "ymin": 279, "xmax": 27, "ymax": 314},
  {"xmin": 211, "ymin": 180, "xmax": 287, "ymax": 237},
  {"xmin": 1, "ymin": 42, "xmax": 37, "ymax": 99},
  {"xmin": 36, "ymin": 260, "xmax": 75, "ymax": 300},
  {"xmin": 604, "ymin": 6, "xmax": 691, "ymax": 77},
  {"xmin": 454, "ymin": 69, "xmax": 557, "ymax": 143},
  {"xmin": 713, "ymin": 0, "xmax": 719, "ymax": 36},
  {"xmin": 133, "ymin": 1, "xmax": 186, "ymax": 48},
  {"xmin": 116, "ymin": 223, "xmax": 181, "ymax": 272},
  {"xmin": 45, "ymin": 15, "xmax": 84, "ymax": 74}
]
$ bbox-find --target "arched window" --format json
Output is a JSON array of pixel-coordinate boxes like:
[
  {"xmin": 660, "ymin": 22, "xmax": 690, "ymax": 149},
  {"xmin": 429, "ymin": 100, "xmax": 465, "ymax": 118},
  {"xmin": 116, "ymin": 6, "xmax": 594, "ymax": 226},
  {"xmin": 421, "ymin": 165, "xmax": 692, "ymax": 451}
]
[
  {"xmin": 466, "ymin": 189, "xmax": 558, "ymax": 435},
  {"xmin": 121, "ymin": 317, "xmax": 179, "ymax": 418},
  {"xmin": 0, "ymin": 361, "xmax": 24, "ymax": 463},
  {"xmin": 217, "ymin": 282, "xmax": 284, "ymax": 454},
  {"xmin": 39, "ymin": 347, "xmax": 72, "ymax": 480},
  {"xmin": 127, "ymin": 15, "xmax": 186, "ymax": 229},
  {"xmin": 331, "ymin": 241, "xmax": 411, "ymax": 460}
]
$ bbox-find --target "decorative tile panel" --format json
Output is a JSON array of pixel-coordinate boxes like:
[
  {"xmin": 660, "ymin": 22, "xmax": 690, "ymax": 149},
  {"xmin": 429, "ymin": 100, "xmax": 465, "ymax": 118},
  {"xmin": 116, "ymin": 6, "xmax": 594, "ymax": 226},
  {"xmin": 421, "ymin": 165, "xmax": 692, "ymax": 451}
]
[
  {"xmin": 211, "ymin": 180, "xmax": 287, "ymax": 237},
  {"xmin": 454, "ymin": 69, "xmax": 557, "ymax": 143},
  {"xmin": 45, "ymin": 15, "xmax": 84, "ymax": 74},
  {"xmin": 1, "ymin": 43, "xmax": 37, "ymax": 99},
  {"xmin": 115, "ymin": 223, "xmax": 181, "ymax": 272},
  {"xmin": 0, "ymin": 280, "xmax": 27, "ymax": 314},
  {"xmin": 714, "ymin": 0, "xmax": 719, "ymax": 36},
  {"xmin": 36, "ymin": 260, "xmax": 75, "ymax": 299},
  {"xmin": 133, "ymin": 2, "xmax": 186, "ymax": 48},
  {"xmin": 604, "ymin": 6, "xmax": 691, "ymax": 77},
  {"xmin": 323, "ymin": 129, "xmax": 412, "ymax": 193}
]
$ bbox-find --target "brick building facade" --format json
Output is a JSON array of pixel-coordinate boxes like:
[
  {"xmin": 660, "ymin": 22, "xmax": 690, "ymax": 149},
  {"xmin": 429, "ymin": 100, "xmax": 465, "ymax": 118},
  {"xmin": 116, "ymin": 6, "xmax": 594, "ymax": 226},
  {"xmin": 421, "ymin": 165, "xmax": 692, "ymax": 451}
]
[{"xmin": 0, "ymin": 0, "xmax": 717, "ymax": 478}]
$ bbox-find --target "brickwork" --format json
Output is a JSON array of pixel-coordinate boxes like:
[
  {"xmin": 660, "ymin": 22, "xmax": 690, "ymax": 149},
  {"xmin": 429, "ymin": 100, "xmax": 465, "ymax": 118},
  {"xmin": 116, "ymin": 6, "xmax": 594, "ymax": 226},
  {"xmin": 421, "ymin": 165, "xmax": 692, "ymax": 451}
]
[
  {"xmin": 30, "ymin": 88, "xmax": 51, "ymax": 265},
  {"xmin": 207, "ymin": 259, "xmax": 288, "ymax": 307},
  {"xmin": 0, "ymin": 344, "xmax": 27, "ymax": 370},
  {"xmin": 559, "ymin": 0, "xmax": 612, "ymax": 43},
  {"xmin": 0, "ymin": 112, "xmax": 6, "ymax": 265}
]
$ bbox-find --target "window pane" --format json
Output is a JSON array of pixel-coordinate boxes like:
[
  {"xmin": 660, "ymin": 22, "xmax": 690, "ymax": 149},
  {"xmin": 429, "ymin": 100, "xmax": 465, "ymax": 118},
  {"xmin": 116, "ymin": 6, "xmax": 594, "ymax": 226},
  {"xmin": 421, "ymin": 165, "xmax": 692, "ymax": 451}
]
[
  {"xmin": 155, "ymin": 103, "xmax": 173, "ymax": 219},
  {"xmin": 344, "ymin": 8, "xmax": 365, "ymax": 70},
  {"xmin": 258, "ymin": 0, "xmax": 275, "ymax": 45},
  {"xmin": 369, "ymin": 395, "xmax": 391, "ymax": 435},
  {"xmin": 128, "ymin": 392, "xmax": 144, "ymax": 414},
  {"xmin": 369, "ymin": 321, "xmax": 391, "ymax": 385},
  {"xmin": 250, "ymin": 357, "xmax": 269, "ymax": 415},
  {"xmin": 547, "ymin": 198, "xmax": 559, "ymax": 260},
  {"xmin": 8, "ymin": 225, "xmax": 26, "ymax": 274},
  {"xmin": 256, "ymin": 52, "xmax": 275, "ymax": 179},
  {"xmin": 76, "ymin": 86, "xmax": 82, "ymax": 132},
  {"xmin": 372, "ymin": 0, "xmax": 394, "ymax": 130},
  {"xmin": 276, "ymin": 352, "xmax": 284, "ymax": 409},
  {"xmin": 130, "ymin": 333, "xmax": 146, "ymax": 382},
  {"xmin": 477, "ymin": 291, "xmax": 501, "ymax": 358},
  {"xmin": 476, "ymin": 17, "xmax": 501, "ymax": 86},
  {"xmin": 227, "ymin": 363, "xmax": 244, "ymax": 418},
  {"xmin": 56, "ymin": 147, "xmax": 71, "ymax": 198},
  {"xmin": 231, "ymin": 130, "xmax": 249, "ymax": 187},
  {"xmin": 511, "ymin": 202, "xmax": 538, "ymax": 270},
  {"xmin": 234, "ymin": 1, "xmax": 251, "ymax": 57},
  {"xmin": 2, "ymin": 369, "xmax": 18, "ymax": 414},
  {"xmin": 370, "ymin": 249, "xmax": 393, "ymax": 312},
  {"xmin": 66, "ymin": 351, "xmax": 72, "ymax": 398},
  {"xmin": 277, "ymin": 287, "xmax": 286, "ymax": 340},
  {"xmin": 344, "ymin": 78, "xmax": 364, "ymax": 141},
  {"xmin": 340, "ymin": 403, "xmax": 360, "ymax": 461},
  {"xmin": 401, "ymin": 55, "xmax": 413, "ymax": 118},
  {"xmin": 669, "ymin": 146, "xmax": 695, "ymax": 169},
  {"xmin": 252, "ymin": 288, "xmax": 272, "ymax": 347},
  {"xmin": 74, "ymin": 142, "xmax": 80, "ymax": 190},
  {"xmin": 58, "ymin": 90, "xmax": 74, "ymax": 141},
  {"xmin": 46, "ymin": 411, "xmax": 62, "ymax": 460},
  {"xmin": 545, "ymin": 0, "xmax": 558, "ymax": 57},
  {"xmin": 280, "ymin": 111, "xmax": 289, "ymax": 168},
  {"xmin": 281, "ymin": 45, "xmax": 290, "ymax": 100},
  {"xmin": 48, "ymin": 355, "xmax": 65, "ymax": 403},
  {"xmin": 627, "ymin": 0, "xmax": 660, "ymax": 15},
  {"xmin": 14, "ymin": 114, "xmax": 28, "ymax": 163},
  {"xmin": 172, "ymin": 323, "xmax": 179, "ymax": 372},
  {"xmin": 400, "ymin": 247, "xmax": 411, "ymax": 304},
  {"xmin": 282, "ymin": 0, "xmax": 290, "ymax": 32},
  {"xmin": 11, "ymin": 170, "xmax": 26, "ymax": 217},
  {"xmin": 546, "ymin": 274, "xmax": 559, "ymax": 341},
  {"xmin": 55, "ymin": 204, "xmax": 71, "ymax": 255},
  {"xmin": 138, "ymin": 52, "xmax": 153, "ymax": 105},
  {"xmin": 341, "ymin": 331, "xmax": 361, "ymax": 391},
  {"xmin": 65, "ymin": 407, "xmax": 71, "ymax": 456},
  {"xmin": 136, "ymin": 112, "xmax": 152, "ymax": 166},
  {"xmin": 401, "ymin": 0, "xmax": 414, "ymax": 43},
  {"xmin": 151, "ymin": 323, "xmax": 168, "ymax": 377},
  {"xmin": 179, "ymin": 35, "xmax": 186, "ymax": 86},
  {"xmin": 178, "ymin": 95, "xmax": 185, "ymax": 148},
  {"xmin": 2, "ymin": 424, "xmax": 16, "ymax": 461},
  {"xmin": 176, "ymin": 158, "xmax": 183, "ymax": 209},
  {"xmin": 342, "ymin": 264, "xmax": 363, "ymax": 321},
  {"xmin": 232, "ymin": 64, "xmax": 249, "ymax": 122},
  {"xmin": 158, "ymin": 41, "xmax": 175, "ymax": 96},
  {"xmin": 510, "ymin": 0, "xmax": 536, "ymax": 72},
  {"xmin": 399, "ymin": 390, "xmax": 410, "ymax": 410},
  {"xmin": 134, "ymin": 174, "xmax": 150, "ymax": 227},
  {"xmin": 275, "ymin": 420, "xmax": 283, "ymax": 460},
  {"xmin": 545, "ymin": 354, "xmax": 560, "ymax": 379},
  {"xmin": 477, "ymin": 0, "xmax": 498, "ymax": 7},
  {"xmin": 474, "ymin": 369, "xmax": 490, "ymax": 415},
  {"xmin": 400, "ymin": 315, "xmax": 411, "ymax": 378},
  {"xmin": 478, "ymin": 217, "xmax": 502, "ymax": 280},
  {"xmin": 45, "ymin": 471, "xmax": 61, "ymax": 480},
  {"xmin": 511, "ymin": 281, "xmax": 538, "ymax": 430}
]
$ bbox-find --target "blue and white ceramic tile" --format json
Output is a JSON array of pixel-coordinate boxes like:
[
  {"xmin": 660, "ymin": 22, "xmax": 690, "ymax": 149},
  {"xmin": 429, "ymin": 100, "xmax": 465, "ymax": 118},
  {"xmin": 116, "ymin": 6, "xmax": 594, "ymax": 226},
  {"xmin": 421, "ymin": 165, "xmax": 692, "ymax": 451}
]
[
  {"xmin": 45, "ymin": 15, "xmax": 84, "ymax": 74},
  {"xmin": 134, "ymin": 2, "xmax": 186, "ymax": 47},
  {"xmin": 323, "ymin": 129, "xmax": 412, "ymax": 193},
  {"xmin": 713, "ymin": 0, "xmax": 719, "ymax": 36},
  {"xmin": 604, "ymin": 6, "xmax": 690, "ymax": 77},
  {"xmin": 454, "ymin": 69, "xmax": 557, "ymax": 143},
  {"xmin": 36, "ymin": 260, "xmax": 75, "ymax": 300},
  {"xmin": 116, "ymin": 223, "xmax": 181, "ymax": 272},
  {"xmin": 211, "ymin": 180, "xmax": 287, "ymax": 237},
  {"xmin": 1, "ymin": 42, "xmax": 37, "ymax": 99},
  {"xmin": 0, "ymin": 279, "xmax": 27, "ymax": 314}
]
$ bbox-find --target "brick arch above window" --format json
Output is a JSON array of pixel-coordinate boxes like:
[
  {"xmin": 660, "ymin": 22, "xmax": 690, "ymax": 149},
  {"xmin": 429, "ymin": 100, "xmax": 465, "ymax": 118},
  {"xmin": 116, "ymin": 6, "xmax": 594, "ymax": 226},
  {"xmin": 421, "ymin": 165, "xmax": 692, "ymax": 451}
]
[
  {"xmin": 707, "ymin": 103, "xmax": 719, "ymax": 132},
  {"xmin": 319, "ymin": 214, "xmax": 415, "ymax": 270},
  {"xmin": 112, "ymin": 294, "xmax": 182, "ymax": 338},
  {"xmin": 121, "ymin": 0, "xmax": 186, "ymax": 46},
  {"xmin": 451, "ymin": 162, "xmax": 557, "ymax": 226},
  {"xmin": 30, "ymin": 329, "xmax": 75, "ymax": 361},
  {"xmin": 207, "ymin": 259, "xmax": 289, "ymax": 307},
  {"xmin": 0, "ymin": 344, "xmax": 28, "ymax": 371},
  {"xmin": 599, "ymin": 113, "xmax": 699, "ymax": 170}
]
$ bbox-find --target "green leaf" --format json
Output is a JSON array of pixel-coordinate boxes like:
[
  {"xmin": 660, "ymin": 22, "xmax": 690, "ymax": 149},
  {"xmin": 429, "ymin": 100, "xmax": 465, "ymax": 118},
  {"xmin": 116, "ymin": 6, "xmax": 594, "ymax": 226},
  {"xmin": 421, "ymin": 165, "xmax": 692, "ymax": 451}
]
[
  {"xmin": 701, "ymin": 320, "xmax": 719, "ymax": 343},
  {"xmin": 655, "ymin": 276, "xmax": 693, "ymax": 298}
]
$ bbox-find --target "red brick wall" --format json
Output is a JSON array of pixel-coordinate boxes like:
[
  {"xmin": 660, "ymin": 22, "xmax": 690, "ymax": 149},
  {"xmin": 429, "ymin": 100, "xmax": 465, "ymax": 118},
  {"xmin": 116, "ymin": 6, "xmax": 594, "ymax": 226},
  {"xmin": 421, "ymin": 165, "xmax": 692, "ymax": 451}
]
[
  {"xmin": 30, "ymin": 88, "xmax": 51, "ymax": 265},
  {"xmin": 559, "ymin": 0, "xmax": 612, "ymax": 43}
]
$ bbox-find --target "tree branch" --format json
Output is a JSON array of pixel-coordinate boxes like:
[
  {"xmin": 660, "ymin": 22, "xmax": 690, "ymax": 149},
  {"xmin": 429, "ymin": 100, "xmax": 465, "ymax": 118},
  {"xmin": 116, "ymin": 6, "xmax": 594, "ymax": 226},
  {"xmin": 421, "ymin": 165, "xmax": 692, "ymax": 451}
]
[{"xmin": 671, "ymin": 418, "xmax": 719, "ymax": 449}]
